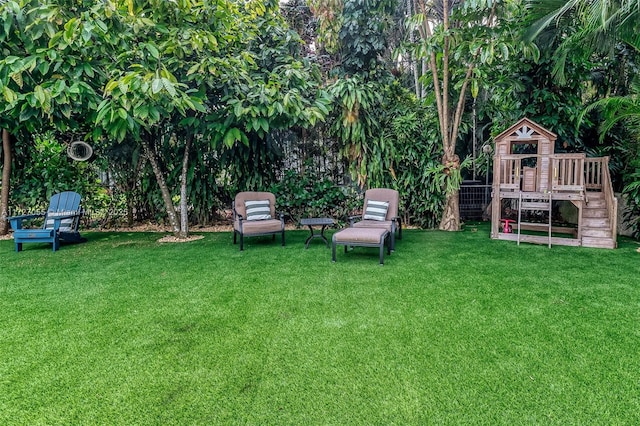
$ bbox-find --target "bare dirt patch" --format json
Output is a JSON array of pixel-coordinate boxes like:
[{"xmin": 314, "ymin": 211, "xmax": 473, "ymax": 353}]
[{"xmin": 158, "ymin": 234, "xmax": 205, "ymax": 243}]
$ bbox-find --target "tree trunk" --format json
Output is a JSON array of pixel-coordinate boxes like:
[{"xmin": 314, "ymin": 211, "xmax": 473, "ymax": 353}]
[
  {"xmin": 178, "ymin": 135, "xmax": 192, "ymax": 239},
  {"xmin": 407, "ymin": 0, "xmax": 421, "ymax": 98},
  {"xmin": 0, "ymin": 129, "xmax": 12, "ymax": 236},
  {"xmin": 141, "ymin": 135, "xmax": 180, "ymax": 236},
  {"xmin": 439, "ymin": 189, "xmax": 460, "ymax": 231}
]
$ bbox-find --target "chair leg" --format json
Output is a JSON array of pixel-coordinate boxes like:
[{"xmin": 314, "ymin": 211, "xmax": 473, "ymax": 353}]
[
  {"xmin": 281, "ymin": 230, "xmax": 285, "ymax": 246},
  {"xmin": 240, "ymin": 234, "xmax": 244, "ymax": 251},
  {"xmin": 233, "ymin": 231, "xmax": 237, "ymax": 244},
  {"xmin": 15, "ymin": 242, "xmax": 22, "ymax": 252}
]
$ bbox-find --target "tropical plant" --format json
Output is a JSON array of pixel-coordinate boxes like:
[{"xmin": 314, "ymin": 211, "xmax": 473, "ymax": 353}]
[
  {"xmin": 327, "ymin": 76, "xmax": 386, "ymax": 187},
  {"xmin": 525, "ymin": 0, "xmax": 640, "ymax": 236},
  {"xmin": 524, "ymin": 0, "xmax": 640, "ymax": 83},
  {"xmin": 383, "ymin": 83, "xmax": 445, "ymax": 227}
]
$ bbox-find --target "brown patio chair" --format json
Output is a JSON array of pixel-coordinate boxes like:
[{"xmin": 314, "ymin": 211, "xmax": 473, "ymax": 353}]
[
  {"xmin": 350, "ymin": 188, "xmax": 402, "ymax": 251},
  {"xmin": 233, "ymin": 191, "xmax": 285, "ymax": 251}
]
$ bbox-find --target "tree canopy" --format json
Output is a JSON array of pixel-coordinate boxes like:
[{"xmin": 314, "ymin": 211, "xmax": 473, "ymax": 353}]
[{"xmin": 0, "ymin": 0, "xmax": 638, "ymax": 237}]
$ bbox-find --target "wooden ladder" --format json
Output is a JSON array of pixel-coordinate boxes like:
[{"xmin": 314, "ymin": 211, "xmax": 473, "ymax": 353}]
[{"xmin": 517, "ymin": 192, "xmax": 552, "ymax": 248}]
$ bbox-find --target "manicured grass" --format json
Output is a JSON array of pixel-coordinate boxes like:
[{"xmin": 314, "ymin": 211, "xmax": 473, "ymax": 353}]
[{"xmin": 1, "ymin": 224, "xmax": 639, "ymax": 424}]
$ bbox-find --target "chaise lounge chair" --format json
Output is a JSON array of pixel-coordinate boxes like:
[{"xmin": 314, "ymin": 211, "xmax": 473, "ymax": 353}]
[{"xmin": 349, "ymin": 188, "xmax": 402, "ymax": 251}]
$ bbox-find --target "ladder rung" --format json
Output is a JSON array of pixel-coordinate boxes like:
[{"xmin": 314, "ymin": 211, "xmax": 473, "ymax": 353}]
[
  {"xmin": 521, "ymin": 202, "xmax": 551, "ymax": 210},
  {"xmin": 519, "ymin": 222, "xmax": 549, "ymax": 228}
]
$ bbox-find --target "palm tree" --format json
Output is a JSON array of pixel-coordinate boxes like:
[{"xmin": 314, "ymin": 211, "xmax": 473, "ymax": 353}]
[
  {"xmin": 525, "ymin": 0, "xmax": 640, "ymax": 83},
  {"xmin": 526, "ymin": 0, "xmax": 640, "ymax": 237}
]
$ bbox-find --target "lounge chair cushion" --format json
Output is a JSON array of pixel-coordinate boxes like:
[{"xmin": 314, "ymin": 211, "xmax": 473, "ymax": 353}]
[
  {"xmin": 363, "ymin": 200, "xmax": 389, "ymax": 221},
  {"xmin": 45, "ymin": 211, "xmax": 79, "ymax": 232},
  {"xmin": 240, "ymin": 218, "xmax": 283, "ymax": 234},
  {"xmin": 245, "ymin": 200, "xmax": 272, "ymax": 221},
  {"xmin": 352, "ymin": 219, "xmax": 393, "ymax": 233}
]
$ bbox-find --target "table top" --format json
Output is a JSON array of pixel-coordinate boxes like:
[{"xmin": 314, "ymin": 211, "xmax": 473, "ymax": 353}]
[{"xmin": 300, "ymin": 217, "xmax": 334, "ymax": 226}]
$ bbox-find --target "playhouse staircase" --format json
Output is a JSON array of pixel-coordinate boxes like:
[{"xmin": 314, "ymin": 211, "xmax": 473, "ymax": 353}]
[{"xmin": 581, "ymin": 192, "xmax": 617, "ymax": 249}]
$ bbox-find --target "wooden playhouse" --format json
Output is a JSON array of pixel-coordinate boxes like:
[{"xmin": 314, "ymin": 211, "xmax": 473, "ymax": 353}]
[{"xmin": 490, "ymin": 118, "xmax": 617, "ymax": 248}]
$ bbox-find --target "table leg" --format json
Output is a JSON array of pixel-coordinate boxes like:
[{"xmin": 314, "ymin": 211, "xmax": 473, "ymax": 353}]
[
  {"xmin": 318, "ymin": 224, "xmax": 329, "ymax": 247},
  {"xmin": 332, "ymin": 239, "xmax": 336, "ymax": 262},
  {"xmin": 304, "ymin": 224, "xmax": 331, "ymax": 248}
]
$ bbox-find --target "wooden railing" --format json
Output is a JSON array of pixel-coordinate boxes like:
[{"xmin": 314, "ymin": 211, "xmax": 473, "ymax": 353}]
[
  {"xmin": 592, "ymin": 157, "xmax": 617, "ymax": 241},
  {"xmin": 552, "ymin": 154, "xmax": 585, "ymax": 191},
  {"xmin": 584, "ymin": 157, "xmax": 604, "ymax": 190},
  {"xmin": 496, "ymin": 154, "xmax": 587, "ymax": 192}
]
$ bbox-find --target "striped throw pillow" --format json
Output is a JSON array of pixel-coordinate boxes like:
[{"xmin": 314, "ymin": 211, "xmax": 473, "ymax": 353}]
[
  {"xmin": 363, "ymin": 200, "xmax": 389, "ymax": 221},
  {"xmin": 46, "ymin": 212, "xmax": 77, "ymax": 232},
  {"xmin": 245, "ymin": 200, "xmax": 272, "ymax": 221}
]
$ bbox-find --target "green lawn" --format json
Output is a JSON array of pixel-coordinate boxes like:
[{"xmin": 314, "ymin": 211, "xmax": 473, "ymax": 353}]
[{"xmin": 1, "ymin": 224, "xmax": 639, "ymax": 425}]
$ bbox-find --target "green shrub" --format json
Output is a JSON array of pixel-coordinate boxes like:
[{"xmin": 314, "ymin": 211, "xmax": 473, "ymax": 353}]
[{"xmin": 270, "ymin": 167, "xmax": 360, "ymax": 225}]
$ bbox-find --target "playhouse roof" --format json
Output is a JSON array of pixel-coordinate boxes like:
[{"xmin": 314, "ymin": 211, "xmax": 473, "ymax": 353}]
[{"xmin": 494, "ymin": 117, "xmax": 557, "ymax": 143}]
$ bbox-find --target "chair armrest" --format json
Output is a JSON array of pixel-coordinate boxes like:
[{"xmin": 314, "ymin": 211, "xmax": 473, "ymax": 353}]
[
  {"xmin": 393, "ymin": 216, "xmax": 403, "ymax": 239},
  {"xmin": 8, "ymin": 213, "xmax": 43, "ymax": 221},
  {"xmin": 235, "ymin": 213, "xmax": 245, "ymax": 232},
  {"xmin": 8, "ymin": 213, "xmax": 44, "ymax": 230},
  {"xmin": 348, "ymin": 215, "xmax": 361, "ymax": 227},
  {"xmin": 231, "ymin": 202, "xmax": 245, "ymax": 227}
]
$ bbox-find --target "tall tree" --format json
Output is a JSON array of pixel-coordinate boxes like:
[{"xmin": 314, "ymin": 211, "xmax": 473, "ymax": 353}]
[
  {"xmin": 0, "ymin": 0, "xmax": 107, "ymax": 234},
  {"xmin": 96, "ymin": 0, "xmax": 329, "ymax": 238},
  {"xmin": 405, "ymin": 0, "xmax": 533, "ymax": 230}
]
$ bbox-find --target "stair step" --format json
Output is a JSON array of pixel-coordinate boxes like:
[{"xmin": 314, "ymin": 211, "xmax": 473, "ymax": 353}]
[
  {"xmin": 582, "ymin": 217, "xmax": 610, "ymax": 228},
  {"xmin": 582, "ymin": 227, "xmax": 612, "ymax": 238},
  {"xmin": 583, "ymin": 208, "xmax": 608, "ymax": 218},
  {"xmin": 586, "ymin": 199, "xmax": 606, "ymax": 208},
  {"xmin": 586, "ymin": 191, "xmax": 605, "ymax": 198},
  {"xmin": 582, "ymin": 236, "xmax": 617, "ymax": 249}
]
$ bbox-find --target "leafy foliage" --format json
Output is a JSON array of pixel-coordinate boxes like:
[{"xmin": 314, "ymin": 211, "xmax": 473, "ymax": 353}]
[
  {"xmin": 381, "ymin": 83, "xmax": 445, "ymax": 228},
  {"xmin": 9, "ymin": 132, "xmax": 103, "ymax": 214},
  {"xmin": 327, "ymin": 76, "xmax": 385, "ymax": 186},
  {"xmin": 269, "ymin": 167, "xmax": 359, "ymax": 224},
  {"xmin": 623, "ymin": 167, "xmax": 640, "ymax": 239},
  {"xmin": 338, "ymin": 0, "xmax": 395, "ymax": 77},
  {"xmin": 0, "ymin": 0, "xmax": 105, "ymax": 136}
]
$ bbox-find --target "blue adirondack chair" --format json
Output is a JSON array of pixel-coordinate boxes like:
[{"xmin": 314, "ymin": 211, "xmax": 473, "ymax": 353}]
[{"xmin": 8, "ymin": 191, "xmax": 86, "ymax": 252}]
